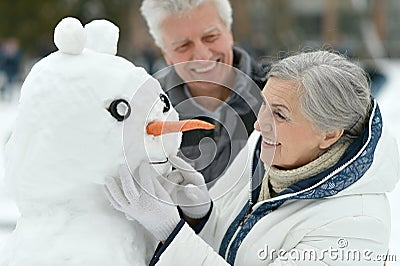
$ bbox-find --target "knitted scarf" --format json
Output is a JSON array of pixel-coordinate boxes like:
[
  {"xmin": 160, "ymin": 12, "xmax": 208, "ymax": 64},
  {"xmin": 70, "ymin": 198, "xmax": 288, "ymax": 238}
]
[{"xmin": 258, "ymin": 140, "xmax": 350, "ymax": 202}]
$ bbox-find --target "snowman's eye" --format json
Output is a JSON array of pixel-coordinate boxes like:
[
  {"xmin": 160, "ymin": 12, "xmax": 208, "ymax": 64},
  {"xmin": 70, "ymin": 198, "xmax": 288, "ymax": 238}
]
[
  {"xmin": 108, "ymin": 99, "xmax": 131, "ymax": 122},
  {"xmin": 160, "ymin": 93, "xmax": 170, "ymax": 113}
]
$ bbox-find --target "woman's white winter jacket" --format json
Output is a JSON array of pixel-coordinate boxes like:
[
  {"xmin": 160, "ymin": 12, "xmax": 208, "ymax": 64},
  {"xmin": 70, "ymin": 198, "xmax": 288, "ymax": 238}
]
[{"xmin": 151, "ymin": 100, "xmax": 400, "ymax": 265}]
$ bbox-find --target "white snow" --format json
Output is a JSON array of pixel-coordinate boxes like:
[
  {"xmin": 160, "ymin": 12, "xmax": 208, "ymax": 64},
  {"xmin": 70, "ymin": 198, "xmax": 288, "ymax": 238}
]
[
  {"xmin": 54, "ymin": 17, "xmax": 86, "ymax": 55},
  {"xmin": 84, "ymin": 19, "xmax": 119, "ymax": 55},
  {"xmin": 0, "ymin": 101, "xmax": 19, "ymax": 251},
  {"xmin": 0, "ymin": 54, "xmax": 399, "ymax": 264},
  {"xmin": 374, "ymin": 59, "xmax": 400, "ymax": 265},
  {"xmin": 0, "ymin": 17, "xmax": 183, "ymax": 266}
]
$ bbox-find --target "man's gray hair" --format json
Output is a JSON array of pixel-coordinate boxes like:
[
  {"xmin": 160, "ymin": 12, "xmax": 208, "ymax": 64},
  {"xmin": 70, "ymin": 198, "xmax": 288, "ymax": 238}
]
[
  {"xmin": 268, "ymin": 51, "xmax": 371, "ymax": 140},
  {"xmin": 140, "ymin": 0, "xmax": 233, "ymax": 48}
]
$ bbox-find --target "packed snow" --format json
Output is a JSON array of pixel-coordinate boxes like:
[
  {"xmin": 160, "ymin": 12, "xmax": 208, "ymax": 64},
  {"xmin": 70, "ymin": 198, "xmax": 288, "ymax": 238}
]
[
  {"xmin": 0, "ymin": 17, "xmax": 186, "ymax": 265},
  {"xmin": 374, "ymin": 60, "xmax": 400, "ymax": 265}
]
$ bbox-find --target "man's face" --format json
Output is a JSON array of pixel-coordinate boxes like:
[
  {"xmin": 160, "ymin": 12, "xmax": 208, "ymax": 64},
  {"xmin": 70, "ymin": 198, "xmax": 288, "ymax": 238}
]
[{"xmin": 159, "ymin": 2, "xmax": 234, "ymax": 92}]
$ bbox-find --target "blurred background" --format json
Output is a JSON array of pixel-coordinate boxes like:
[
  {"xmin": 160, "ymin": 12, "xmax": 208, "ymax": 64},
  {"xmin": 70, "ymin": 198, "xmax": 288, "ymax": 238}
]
[
  {"xmin": 0, "ymin": 0, "xmax": 399, "ymax": 79},
  {"xmin": 0, "ymin": 0, "xmax": 399, "ymax": 264}
]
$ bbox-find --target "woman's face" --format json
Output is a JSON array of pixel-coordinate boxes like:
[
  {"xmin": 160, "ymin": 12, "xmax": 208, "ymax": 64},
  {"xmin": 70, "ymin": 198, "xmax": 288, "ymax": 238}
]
[{"xmin": 254, "ymin": 77, "xmax": 328, "ymax": 170}]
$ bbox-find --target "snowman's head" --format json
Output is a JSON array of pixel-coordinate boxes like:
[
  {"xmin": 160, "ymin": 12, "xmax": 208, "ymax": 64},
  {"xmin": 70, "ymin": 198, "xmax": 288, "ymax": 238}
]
[{"xmin": 7, "ymin": 17, "xmax": 213, "ymax": 198}]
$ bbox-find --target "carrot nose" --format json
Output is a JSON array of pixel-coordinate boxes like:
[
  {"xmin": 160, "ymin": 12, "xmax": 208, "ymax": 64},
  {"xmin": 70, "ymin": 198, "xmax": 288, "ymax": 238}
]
[{"xmin": 146, "ymin": 119, "xmax": 215, "ymax": 136}]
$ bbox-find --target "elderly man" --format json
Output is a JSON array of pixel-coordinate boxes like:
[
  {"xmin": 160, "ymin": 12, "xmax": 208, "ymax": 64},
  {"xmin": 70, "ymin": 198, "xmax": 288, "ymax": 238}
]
[{"xmin": 141, "ymin": 0, "xmax": 268, "ymax": 185}]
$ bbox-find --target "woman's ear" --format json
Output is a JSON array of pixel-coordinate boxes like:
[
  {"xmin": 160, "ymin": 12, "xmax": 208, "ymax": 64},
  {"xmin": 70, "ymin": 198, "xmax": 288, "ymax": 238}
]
[{"xmin": 319, "ymin": 129, "xmax": 344, "ymax": 149}]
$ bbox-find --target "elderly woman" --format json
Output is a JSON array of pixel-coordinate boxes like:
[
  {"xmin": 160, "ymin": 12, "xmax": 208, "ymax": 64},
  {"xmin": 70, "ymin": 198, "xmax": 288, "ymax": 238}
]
[{"xmin": 105, "ymin": 51, "xmax": 399, "ymax": 265}]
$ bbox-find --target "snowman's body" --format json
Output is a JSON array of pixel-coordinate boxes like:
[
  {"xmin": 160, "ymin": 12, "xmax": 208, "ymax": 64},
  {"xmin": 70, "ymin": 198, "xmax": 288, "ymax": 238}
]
[{"xmin": 0, "ymin": 18, "xmax": 181, "ymax": 266}]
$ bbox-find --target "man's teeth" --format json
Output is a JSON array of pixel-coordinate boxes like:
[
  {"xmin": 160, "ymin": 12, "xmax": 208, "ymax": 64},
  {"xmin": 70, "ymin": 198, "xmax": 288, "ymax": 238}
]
[
  {"xmin": 264, "ymin": 138, "xmax": 278, "ymax": 145},
  {"xmin": 194, "ymin": 62, "xmax": 217, "ymax": 73}
]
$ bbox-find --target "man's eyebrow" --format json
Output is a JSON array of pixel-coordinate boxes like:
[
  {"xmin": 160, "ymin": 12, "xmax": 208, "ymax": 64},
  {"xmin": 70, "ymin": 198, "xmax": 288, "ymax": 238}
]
[
  {"xmin": 171, "ymin": 37, "xmax": 189, "ymax": 46},
  {"xmin": 170, "ymin": 26, "xmax": 221, "ymax": 46},
  {"xmin": 203, "ymin": 26, "xmax": 220, "ymax": 34}
]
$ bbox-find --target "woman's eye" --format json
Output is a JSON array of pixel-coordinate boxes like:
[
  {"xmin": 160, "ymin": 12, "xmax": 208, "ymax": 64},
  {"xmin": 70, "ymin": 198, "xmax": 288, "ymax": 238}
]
[
  {"xmin": 108, "ymin": 99, "xmax": 131, "ymax": 122},
  {"xmin": 274, "ymin": 111, "xmax": 288, "ymax": 121},
  {"xmin": 159, "ymin": 94, "xmax": 171, "ymax": 113}
]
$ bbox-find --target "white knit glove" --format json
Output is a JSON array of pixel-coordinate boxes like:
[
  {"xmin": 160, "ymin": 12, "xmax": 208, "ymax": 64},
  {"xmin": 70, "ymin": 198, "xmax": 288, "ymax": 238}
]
[
  {"xmin": 166, "ymin": 156, "xmax": 211, "ymax": 219},
  {"xmin": 104, "ymin": 162, "xmax": 180, "ymax": 241}
]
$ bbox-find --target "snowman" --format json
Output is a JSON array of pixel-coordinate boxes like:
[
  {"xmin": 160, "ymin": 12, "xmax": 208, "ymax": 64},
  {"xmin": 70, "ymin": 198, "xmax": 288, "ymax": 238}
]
[{"xmin": 0, "ymin": 17, "xmax": 213, "ymax": 266}]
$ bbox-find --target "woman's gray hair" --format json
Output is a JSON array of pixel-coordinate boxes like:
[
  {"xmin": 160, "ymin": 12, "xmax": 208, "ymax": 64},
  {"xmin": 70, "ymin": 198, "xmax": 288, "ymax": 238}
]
[
  {"xmin": 268, "ymin": 51, "xmax": 371, "ymax": 140},
  {"xmin": 140, "ymin": 0, "xmax": 233, "ymax": 48}
]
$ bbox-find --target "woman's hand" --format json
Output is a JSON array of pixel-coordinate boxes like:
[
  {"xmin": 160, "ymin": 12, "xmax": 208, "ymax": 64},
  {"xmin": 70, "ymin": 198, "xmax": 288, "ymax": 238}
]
[
  {"xmin": 104, "ymin": 162, "xmax": 180, "ymax": 241},
  {"xmin": 167, "ymin": 156, "xmax": 211, "ymax": 220}
]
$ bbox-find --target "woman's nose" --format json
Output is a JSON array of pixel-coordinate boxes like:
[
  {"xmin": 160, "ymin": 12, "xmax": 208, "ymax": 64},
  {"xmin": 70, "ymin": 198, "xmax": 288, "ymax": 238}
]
[
  {"xmin": 255, "ymin": 107, "xmax": 274, "ymax": 133},
  {"xmin": 255, "ymin": 119, "xmax": 273, "ymax": 132}
]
